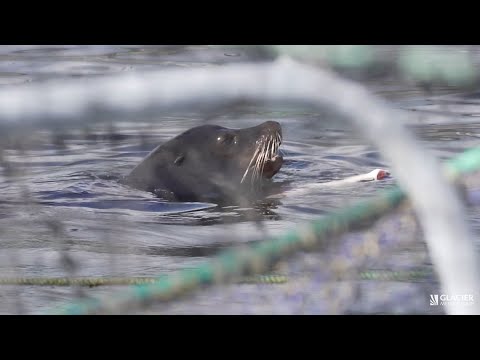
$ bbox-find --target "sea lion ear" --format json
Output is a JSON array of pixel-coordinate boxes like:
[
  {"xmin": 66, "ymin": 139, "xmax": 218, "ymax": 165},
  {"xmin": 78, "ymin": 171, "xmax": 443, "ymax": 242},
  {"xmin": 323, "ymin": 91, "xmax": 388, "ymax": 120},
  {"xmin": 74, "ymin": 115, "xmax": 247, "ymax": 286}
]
[{"xmin": 174, "ymin": 154, "xmax": 185, "ymax": 166}]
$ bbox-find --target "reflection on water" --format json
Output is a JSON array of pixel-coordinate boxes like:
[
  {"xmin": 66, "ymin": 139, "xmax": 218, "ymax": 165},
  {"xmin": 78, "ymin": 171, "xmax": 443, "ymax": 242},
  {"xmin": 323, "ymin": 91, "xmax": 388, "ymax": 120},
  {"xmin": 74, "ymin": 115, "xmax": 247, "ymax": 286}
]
[{"xmin": 0, "ymin": 45, "xmax": 479, "ymax": 314}]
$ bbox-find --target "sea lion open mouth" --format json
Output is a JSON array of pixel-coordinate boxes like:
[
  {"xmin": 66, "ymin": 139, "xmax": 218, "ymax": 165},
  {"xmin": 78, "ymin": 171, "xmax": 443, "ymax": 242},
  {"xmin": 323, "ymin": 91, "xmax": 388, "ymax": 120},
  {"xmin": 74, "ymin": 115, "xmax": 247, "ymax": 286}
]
[
  {"xmin": 241, "ymin": 123, "xmax": 283, "ymax": 184},
  {"xmin": 123, "ymin": 121, "xmax": 284, "ymax": 202}
]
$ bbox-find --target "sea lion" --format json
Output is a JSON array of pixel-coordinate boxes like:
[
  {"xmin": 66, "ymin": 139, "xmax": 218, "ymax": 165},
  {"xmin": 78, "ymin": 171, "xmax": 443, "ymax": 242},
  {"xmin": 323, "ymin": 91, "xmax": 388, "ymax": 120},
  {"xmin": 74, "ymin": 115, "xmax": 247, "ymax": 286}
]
[{"xmin": 123, "ymin": 121, "xmax": 284, "ymax": 203}]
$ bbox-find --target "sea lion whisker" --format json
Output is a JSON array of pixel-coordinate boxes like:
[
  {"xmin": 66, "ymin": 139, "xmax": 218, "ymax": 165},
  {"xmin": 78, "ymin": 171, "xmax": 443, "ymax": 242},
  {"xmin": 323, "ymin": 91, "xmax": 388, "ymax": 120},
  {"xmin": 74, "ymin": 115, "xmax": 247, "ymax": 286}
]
[
  {"xmin": 259, "ymin": 143, "xmax": 269, "ymax": 176},
  {"xmin": 253, "ymin": 158, "xmax": 263, "ymax": 186},
  {"xmin": 253, "ymin": 144, "xmax": 266, "ymax": 180},
  {"xmin": 266, "ymin": 137, "xmax": 272, "ymax": 158},
  {"xmin": 241, "ymin": 146, "xmax": 261, "ymax": 184},
  {"xmin": 232, "ymin": 132, "xmax": 279, "ymax": 187},
  {"xmin": 252, "ymin": 142, "xmax": 267, "ymax": 186},
  {"xmin": 249, "ymin": 142, "xmax": 266, "ymax": 184}
]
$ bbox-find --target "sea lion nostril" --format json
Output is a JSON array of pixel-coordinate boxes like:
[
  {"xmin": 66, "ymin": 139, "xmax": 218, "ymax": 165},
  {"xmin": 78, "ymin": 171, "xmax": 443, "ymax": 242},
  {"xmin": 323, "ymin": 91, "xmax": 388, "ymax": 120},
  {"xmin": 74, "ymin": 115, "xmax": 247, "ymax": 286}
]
[
  {"xmin": 261, "ymin": 121, "xmax": 282, "ymax": 136},
  {"xmin": 263, "ymin": 120, "xmax": 281, "ymax": 127},
  {"xmin": 257, "ymin": 125, "xmax": 282, "ymax": 150}
]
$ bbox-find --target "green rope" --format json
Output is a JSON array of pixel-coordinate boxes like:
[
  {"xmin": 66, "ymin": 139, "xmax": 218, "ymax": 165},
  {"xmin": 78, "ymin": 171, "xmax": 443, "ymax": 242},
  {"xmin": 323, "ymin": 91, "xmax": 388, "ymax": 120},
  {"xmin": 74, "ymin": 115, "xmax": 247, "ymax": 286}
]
[
  {"xmin": 46, "ymin": 147, "xmax": 480, "ymax": 315},
  {"xmin": 0, "ymin": 278, "xmax": 156, "ymax": 287},
  {"xmin": 0, "ymin": 275, "xmax": 288, "ymax": 287},
  {"xmin": 446, "ymin": 147, "xmax": 480, "ymax": 178},
  {"xmin": 0, "ymin": 270, "xmax": 434, "ymax": 287},
  {"xmin": 359, "ymin": 269, "xmax": 434, "ymax": 282},
  {"xmin": 236, "ymin": 275, "xmax": 288, "ymax": 284}
]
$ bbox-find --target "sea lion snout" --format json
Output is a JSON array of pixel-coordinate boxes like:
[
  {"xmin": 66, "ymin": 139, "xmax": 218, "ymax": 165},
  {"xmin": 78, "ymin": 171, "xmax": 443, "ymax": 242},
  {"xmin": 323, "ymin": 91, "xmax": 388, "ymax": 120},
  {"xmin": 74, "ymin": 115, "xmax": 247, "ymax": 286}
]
[
  {"xmin": 261, "ymin": 121, "xmax": 282, "ymax": 137},
  {"xmin": 252, "ymin": 121, "xmax": 282, "ymax": 141}
]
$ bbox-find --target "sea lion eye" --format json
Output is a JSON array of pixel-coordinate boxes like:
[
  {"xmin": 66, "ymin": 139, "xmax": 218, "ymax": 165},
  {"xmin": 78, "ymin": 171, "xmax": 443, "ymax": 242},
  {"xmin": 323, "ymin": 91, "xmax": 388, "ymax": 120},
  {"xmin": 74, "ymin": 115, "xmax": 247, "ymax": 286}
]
[
  {"xmin": 174, "ymin": 154, "xmax": 185, "ymax": 166},
  {"xmin": 217, "ymin": 133, "xmax": 237, "ymax": 145}
]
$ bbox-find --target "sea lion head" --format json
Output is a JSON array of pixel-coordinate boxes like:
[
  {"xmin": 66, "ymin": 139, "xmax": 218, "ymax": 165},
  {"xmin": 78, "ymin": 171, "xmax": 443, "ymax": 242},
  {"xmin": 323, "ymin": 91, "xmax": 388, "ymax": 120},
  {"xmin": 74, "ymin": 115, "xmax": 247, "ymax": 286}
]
[{"xmin": 125, "ymin": 121, "xmax": 283, "ymax": 202}]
